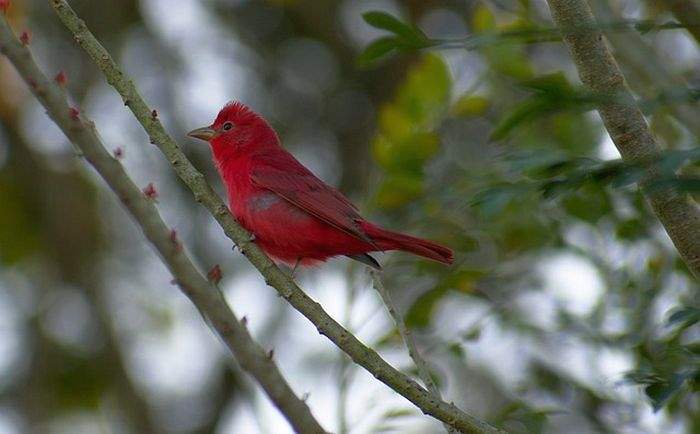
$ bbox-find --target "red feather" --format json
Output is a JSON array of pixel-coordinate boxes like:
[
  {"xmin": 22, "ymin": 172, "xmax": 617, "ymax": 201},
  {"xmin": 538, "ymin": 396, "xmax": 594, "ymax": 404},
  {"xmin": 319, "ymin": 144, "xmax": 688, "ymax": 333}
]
[{"xmin": 199, "ymin": 102, "xmax": 453, "ymax": 267}]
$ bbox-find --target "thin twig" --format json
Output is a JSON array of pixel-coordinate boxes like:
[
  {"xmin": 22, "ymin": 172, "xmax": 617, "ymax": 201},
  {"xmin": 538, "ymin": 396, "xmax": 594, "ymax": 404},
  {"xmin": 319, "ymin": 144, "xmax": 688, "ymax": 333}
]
[
  {"xmin": 0, "ymin": 16, "xmax": 328, "ymax": 434},
  {"xmin": 338, "ymin": 263, "xmax": 358, "ymax": 434},
  {"xmin": 370, "ymin": 270, "xmax": 456, "ymax": 434},
  {"xmin": 48, "ymin": 1, "xmax": 506, "ymax": 432}
]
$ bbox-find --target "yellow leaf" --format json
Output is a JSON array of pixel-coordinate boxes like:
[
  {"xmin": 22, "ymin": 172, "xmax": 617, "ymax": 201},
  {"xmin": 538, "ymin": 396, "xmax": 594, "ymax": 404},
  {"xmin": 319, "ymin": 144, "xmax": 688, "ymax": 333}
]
[
  {"xmin": 452, "ymin": 95, "xmax": 490, "ymax": 117},
  {"xmin": 472, "ymin": 4, "xmax": 496, "ymax": 33}
]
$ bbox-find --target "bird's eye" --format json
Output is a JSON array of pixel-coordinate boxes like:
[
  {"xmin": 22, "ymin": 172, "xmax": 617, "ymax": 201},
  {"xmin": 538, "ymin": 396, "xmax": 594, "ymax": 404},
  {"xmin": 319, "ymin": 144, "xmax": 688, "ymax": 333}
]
[{"xmin": 222, "ymin": 121, "xmax": 234, "ymax": 131}]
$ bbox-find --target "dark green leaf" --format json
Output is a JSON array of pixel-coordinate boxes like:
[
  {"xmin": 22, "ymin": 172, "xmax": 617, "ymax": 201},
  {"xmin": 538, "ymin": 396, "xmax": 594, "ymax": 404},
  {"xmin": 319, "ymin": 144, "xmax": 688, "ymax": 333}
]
[
  {"xmin": 448, "ymin": 342, "xmax": 466, "ymax": 359},
  {"xmin": 470, "ymin": 184, "xmax": 528, "ymax": 216},
  {"xmin": 490, "ymin": 98, "xmax": 550, "ymax": 140},
  {"xmin": 357, "ymin": 36, "xmax": 400, "ymax": 67},
  {"xmin": 645, "ymin": 371, "xmax": 694, "ymax": 411},
  {"xmin": 520, "ymin": 72, "xmax": 573, "ymax": 94},
  {"xmin": 362, "ymin": 11, "xmax": 428, "ymax": 46},
  {"xmin": 616, "ymin": 218, "xmax": 647, "ymax": 241},
  {"xmin": 667, "ymin": 306, "xmax": 700, "ymax": 328}
]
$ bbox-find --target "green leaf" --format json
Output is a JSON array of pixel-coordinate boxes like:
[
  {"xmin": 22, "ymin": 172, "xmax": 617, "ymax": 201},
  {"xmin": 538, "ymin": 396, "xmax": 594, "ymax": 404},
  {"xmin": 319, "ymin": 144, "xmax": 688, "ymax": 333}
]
[
  {"xmin": 448, "ymin": 342, "xmax": 466, "ymax": 359},
  {"xmin": 461, "ymin": 326, "xmax": 481, "ymax": 341},
  {"xmin": 362, "ymin": 11, "xmax": 428, "ymax": 45},
  {"xmin": 373, "ymin": 174, "xmax": 424, "ymax": 209},
  {"xmin": 520, "ymin": 72, "xmax": 573, "ymax": 94},
  {"xmin": 561, "ymin": 186, "xmax": 612, "ymax": 223},
  {"xmin": 490, "ymin": 98, "xmax": 550, "ymax": 140},
  {"xmin": 356, "ymin": 36, "xmax": 400, "ymax": 67},
  {"xmin": 645, "ymin": 371, "xmax": 694, "ymax": 411},
  {"xmin": 667, "ymin": 306, "xmax": 700, "ymax": 328},
  {"xmin": 451, "ymin": 95, "xmax": 490, "ymax": 117},
  {"xmin": 472, "ymin": 4, "xmax": 496, "ymax": 33},
  {"xmin": 656, "ymin": 148, "xmax": 700, "ymax": 173},
  {"xmin": 648, "ymin": 176, "xmax": 700, "ymax": 194},
  {"xmin": 396, "ymin": 54, "xmax": 451, "ymax": 126},
  {"xmin": 406, "ymin": 286, "xmax": 449, "ymax": 328},
  {"xmin": 470, "ymin": 183, "xmax": 528, "ymax": 216},
  {"xmin": 616, "ymin": 218, "xmax": 647, "ymax": 241}
]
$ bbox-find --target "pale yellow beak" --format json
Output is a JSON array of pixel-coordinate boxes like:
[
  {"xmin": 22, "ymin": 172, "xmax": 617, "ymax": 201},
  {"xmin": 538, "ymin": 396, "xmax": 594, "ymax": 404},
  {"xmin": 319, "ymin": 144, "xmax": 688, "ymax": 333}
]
[{"xmin": 187, "ymin": 126, "xmax": 216, "ymax": 141}]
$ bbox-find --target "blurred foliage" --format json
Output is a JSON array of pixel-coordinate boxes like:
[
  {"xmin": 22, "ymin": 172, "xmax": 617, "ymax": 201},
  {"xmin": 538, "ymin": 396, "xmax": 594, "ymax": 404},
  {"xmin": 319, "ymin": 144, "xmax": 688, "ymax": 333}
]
[
  {"xmin": 372, "ymin": 53, "xmax": 450, "ymax": 209},
  {"xmin": 1, "ymin": 0, "xmax": 700, "ymax": 433},
  {"xmin": 360, "ymin": 2, "xmax": 700, "ymax": 430}
]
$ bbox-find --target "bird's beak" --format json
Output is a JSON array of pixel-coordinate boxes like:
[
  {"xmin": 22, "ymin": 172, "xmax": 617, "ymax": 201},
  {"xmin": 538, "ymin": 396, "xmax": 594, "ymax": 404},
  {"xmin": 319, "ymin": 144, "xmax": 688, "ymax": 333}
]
[{"xmin": 187, "ymin": 126, "xmax": 216, "ymax": 141}]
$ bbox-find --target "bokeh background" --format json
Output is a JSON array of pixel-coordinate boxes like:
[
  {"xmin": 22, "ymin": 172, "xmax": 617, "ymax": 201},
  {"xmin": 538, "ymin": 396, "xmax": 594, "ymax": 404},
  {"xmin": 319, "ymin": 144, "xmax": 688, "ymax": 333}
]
[{"xmin": 0, "ymin": 0, "xmax": 698, "ymax": 433}]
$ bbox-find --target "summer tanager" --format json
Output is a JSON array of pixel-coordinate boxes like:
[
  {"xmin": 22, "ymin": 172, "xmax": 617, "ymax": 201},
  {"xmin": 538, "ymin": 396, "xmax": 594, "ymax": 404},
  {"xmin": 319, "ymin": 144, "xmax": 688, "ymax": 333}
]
[{"xmin": 188, "ymin": 102, "xmax": 453, "ymax": 269}]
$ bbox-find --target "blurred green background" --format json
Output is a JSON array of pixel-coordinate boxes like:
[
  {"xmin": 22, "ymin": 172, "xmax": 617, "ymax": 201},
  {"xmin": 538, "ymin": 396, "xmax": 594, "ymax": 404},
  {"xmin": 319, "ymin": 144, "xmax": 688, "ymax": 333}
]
[{"xmin": 0, "ymin": 0, "xmax": 698, "ymax": 433}]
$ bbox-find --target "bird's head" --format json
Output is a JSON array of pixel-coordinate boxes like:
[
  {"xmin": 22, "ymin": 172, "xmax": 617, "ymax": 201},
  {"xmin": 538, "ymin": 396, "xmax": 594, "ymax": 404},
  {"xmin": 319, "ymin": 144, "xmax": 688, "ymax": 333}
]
[{"xmin": 188, "ymin": 101, "xmax": 279, "ymax": 160}]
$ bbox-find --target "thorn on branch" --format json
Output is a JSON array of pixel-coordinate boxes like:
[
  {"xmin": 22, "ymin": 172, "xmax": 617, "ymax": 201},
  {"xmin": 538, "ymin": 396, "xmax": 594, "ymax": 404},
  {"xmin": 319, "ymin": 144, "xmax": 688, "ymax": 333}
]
[
  {"xmin": 151, "ymin": 109, "xmax": 158, "ymax": 120},
  {"xmin": 54, "ymin": 70, "xmax": 67, "ymax": 87},
  {"xmin": 143, "ymin": 182, "xmax": 158, "ymax": 200},
  {"xmin": 241, "ymin": 316, "xmax": 248, "ymax": 326},
  {"xmin": 301, "ymin": 392, "xmax": 310, "ymax": 402},
  {"xmin": 266, "ymin": 348, "xmax": 274, "ymax": 360},
  {"xmin": 207, "ymin": 264, "xmax": 222, "ymax": 284},
  {"xmin": 113, "ymin": 146, "xmax": 124, "ymax": 159},
  {"xmin": 216, "ymin": 204, "xmax": 229, "ymax": 216},
  {"xmin": 169, "ymin": 229, "xmax": 182, "ymax": 252},
  {"xmin": 19, "ymin": 30, "xmax": 30, "ymax": 46},
  {"xmin": 69, "ymin": 107, "xmax": 80, "ymax": 120}
]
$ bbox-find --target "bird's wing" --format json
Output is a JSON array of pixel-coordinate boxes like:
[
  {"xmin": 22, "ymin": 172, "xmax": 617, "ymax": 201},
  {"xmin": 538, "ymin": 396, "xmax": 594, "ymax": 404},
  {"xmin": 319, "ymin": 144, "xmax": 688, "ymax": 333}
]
[{"xmin": 250, "ymin": 153, "xmax": 375, "ymax": 246}]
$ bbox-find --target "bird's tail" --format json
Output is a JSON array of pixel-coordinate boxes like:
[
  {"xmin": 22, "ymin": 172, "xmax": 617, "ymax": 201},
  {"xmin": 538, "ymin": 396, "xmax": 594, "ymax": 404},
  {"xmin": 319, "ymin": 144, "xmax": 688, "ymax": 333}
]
[{"xmin": 361, "ymin": 223, "xmax": 454, "ymax": 265}]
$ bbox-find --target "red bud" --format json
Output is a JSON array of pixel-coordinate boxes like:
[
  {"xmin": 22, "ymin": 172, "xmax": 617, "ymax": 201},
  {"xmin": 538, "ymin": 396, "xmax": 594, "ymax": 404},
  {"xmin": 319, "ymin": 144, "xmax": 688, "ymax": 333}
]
[
  {"xmin": 19, "ymin": 30, "xmax": 30, "ymax": 46},
  {"xmin": 55, "ymin": 70, "xmax": 67, "ymax": 87},
  {"xmin": 169, "ymin": 229, "xmax": 182, "ymax": 252},
  {"xmin": 69, "ymin": 107, "xmax": 80, "ymax": 120},
  {"xmin": 143, "ymin": 182, "xmax": 158, "ymax": 200},
  {"xmin": 207, "ymin": 264, "xmax": 222, "ymax": 284}
]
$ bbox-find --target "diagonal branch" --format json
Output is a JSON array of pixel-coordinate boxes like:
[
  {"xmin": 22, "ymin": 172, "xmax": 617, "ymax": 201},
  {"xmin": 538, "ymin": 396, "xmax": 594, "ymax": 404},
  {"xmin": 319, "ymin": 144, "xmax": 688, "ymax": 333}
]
[
  {"xmin": 545, "ymin": 0, "xmax": 700, "ymax": 279},
  {"xmin": 48, "ymin": 1, "xmax": 505, "ymax": 432},
  {"xmin": 0, "ymin": 16, "xmax": 328, "ymax": 434},
  {"xmin": 370, "ymin": 270, "xmax": 456, "ymax": 434}
]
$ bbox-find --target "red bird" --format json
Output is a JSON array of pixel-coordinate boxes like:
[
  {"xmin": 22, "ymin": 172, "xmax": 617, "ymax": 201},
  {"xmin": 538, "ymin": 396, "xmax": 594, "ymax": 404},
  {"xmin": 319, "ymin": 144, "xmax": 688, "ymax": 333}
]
[{"xmin": 188, "ymin": 102, "xmax": 453, "ymax": 269}]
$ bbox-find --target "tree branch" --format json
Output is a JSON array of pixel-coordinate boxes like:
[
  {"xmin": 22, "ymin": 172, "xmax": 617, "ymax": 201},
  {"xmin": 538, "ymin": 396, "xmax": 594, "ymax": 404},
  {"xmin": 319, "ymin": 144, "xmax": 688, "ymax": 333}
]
[
  {"xmin": 47, "ymin": 1, "xmax": 505, "ymax": 432},
  {"xmin": 0, "ymin": 16, "xmax": 328, "ymax": 434},
  {"xmin": 370, "ymin": 270, "xmax": 456, "ymax": 434},
  {"xmin": 545, "ymin": 0, "xmax": 700, "ymax": 279}
]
